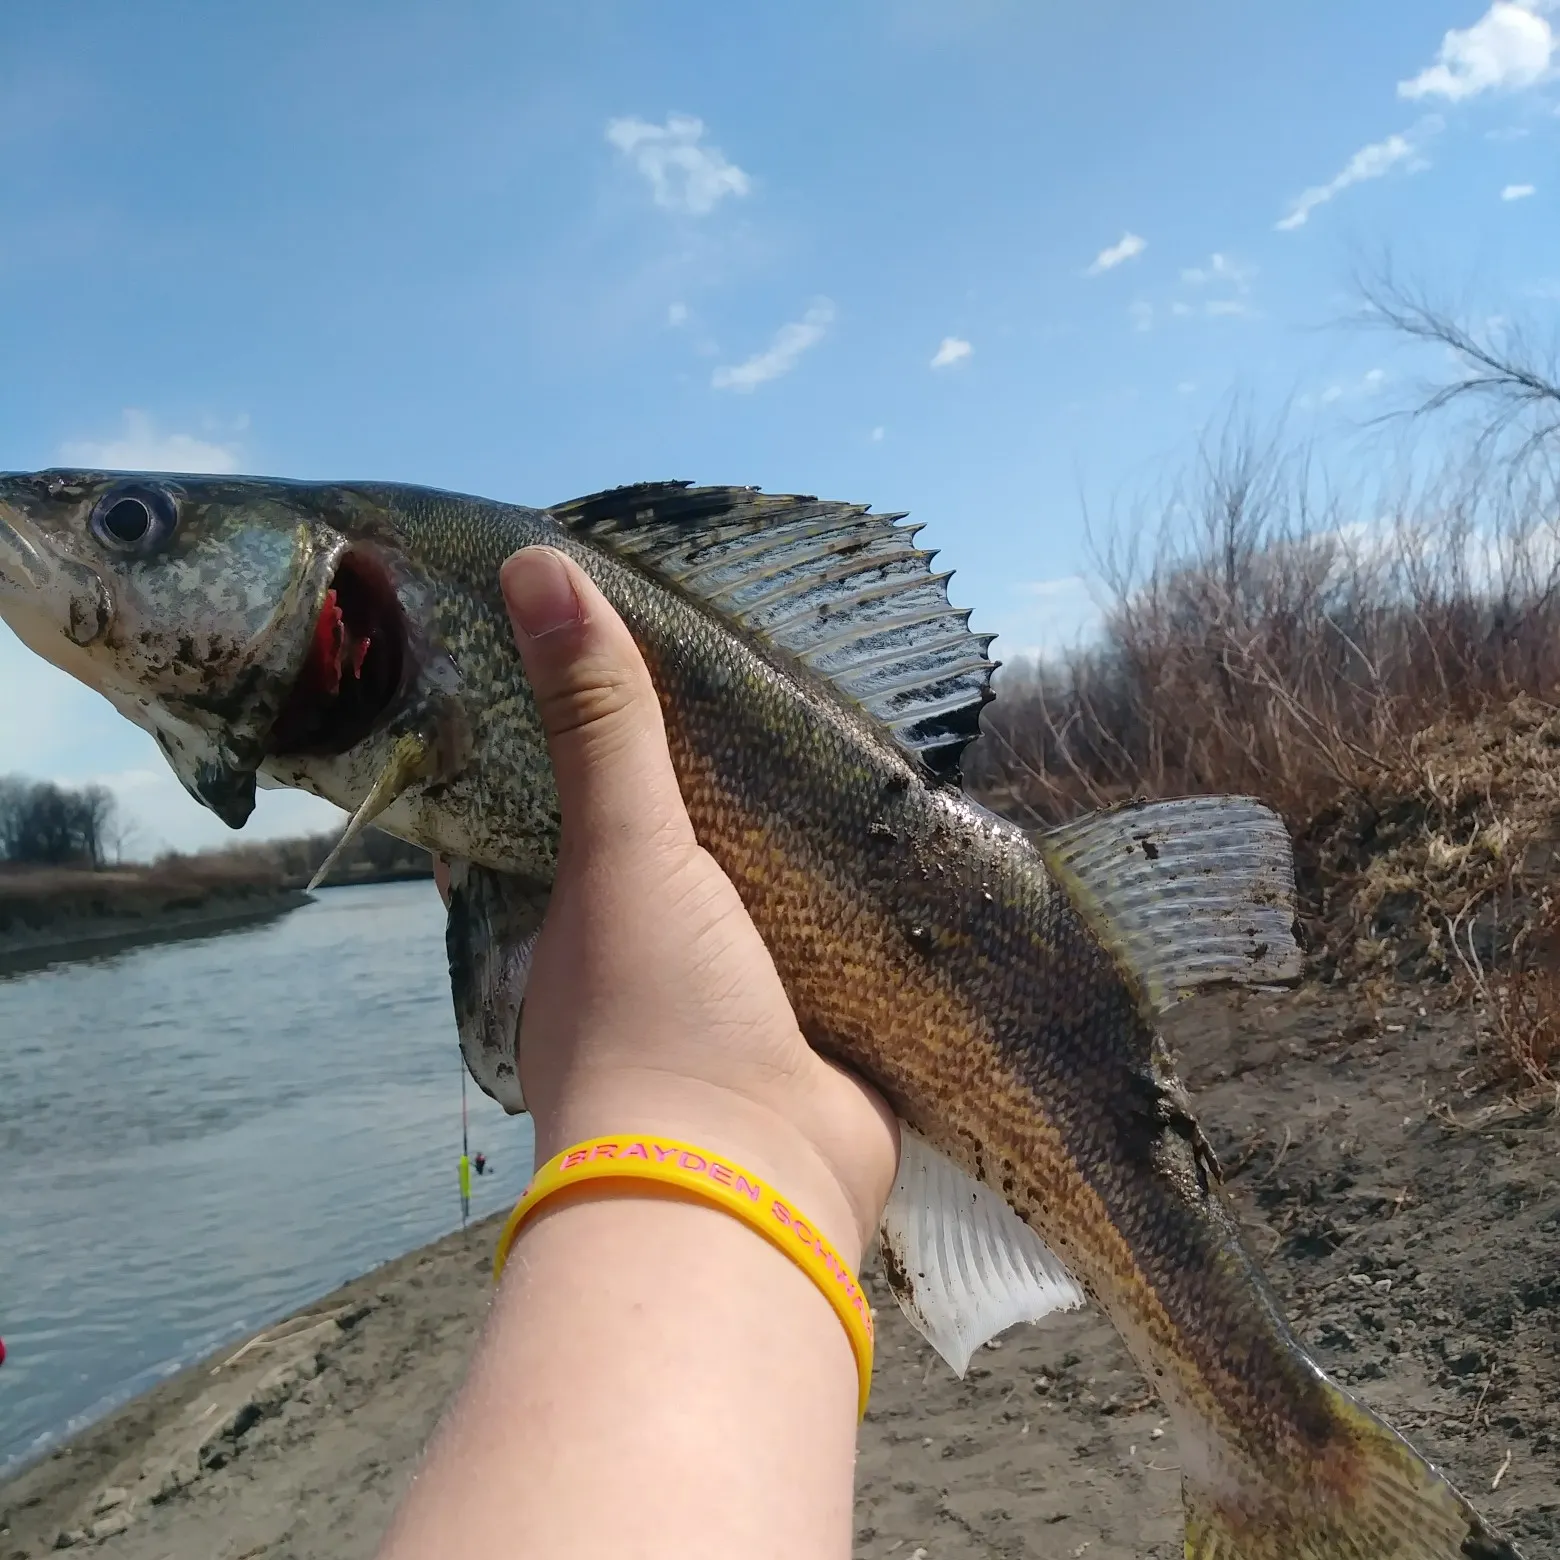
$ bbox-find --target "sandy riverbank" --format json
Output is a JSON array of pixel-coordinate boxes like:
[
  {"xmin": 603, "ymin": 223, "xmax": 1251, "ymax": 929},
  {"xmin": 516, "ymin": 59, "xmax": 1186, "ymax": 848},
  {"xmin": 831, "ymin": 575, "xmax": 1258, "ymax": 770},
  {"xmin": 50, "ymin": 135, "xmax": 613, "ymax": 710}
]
[{"xmin": 1, "ymin": 985, "xmax": 1554, "ymax": 1559}]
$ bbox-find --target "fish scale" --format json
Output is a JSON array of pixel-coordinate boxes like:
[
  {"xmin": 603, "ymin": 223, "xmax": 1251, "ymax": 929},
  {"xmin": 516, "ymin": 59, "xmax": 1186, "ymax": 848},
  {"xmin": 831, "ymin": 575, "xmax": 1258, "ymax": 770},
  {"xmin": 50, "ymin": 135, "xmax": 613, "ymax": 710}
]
[{"xmin": 0, "ymin": 468, "xmax": 1524, "ymax": 1559}]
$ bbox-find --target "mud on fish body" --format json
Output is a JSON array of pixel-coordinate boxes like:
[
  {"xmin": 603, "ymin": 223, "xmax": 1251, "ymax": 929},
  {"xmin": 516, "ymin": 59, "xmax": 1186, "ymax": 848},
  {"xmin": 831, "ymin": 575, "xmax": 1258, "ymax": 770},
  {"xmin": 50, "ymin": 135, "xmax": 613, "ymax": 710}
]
[{"xmin": 0, "ymin": 469, "xmax": 1527, "ymax": 1559}]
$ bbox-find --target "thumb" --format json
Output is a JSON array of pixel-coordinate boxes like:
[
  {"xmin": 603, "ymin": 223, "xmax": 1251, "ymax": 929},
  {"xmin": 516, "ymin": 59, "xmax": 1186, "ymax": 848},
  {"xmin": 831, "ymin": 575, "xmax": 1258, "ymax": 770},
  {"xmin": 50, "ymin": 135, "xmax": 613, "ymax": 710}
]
[{"xmin": 500, "ymin": 545, "xmax": 695, "ymax": 857}]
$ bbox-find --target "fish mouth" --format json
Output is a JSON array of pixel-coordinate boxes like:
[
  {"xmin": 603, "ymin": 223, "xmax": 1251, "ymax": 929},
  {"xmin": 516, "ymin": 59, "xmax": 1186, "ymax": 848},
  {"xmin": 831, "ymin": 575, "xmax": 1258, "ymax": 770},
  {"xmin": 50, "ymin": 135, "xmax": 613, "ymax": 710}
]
[
  {"xmin": 266, "ymin": 547, "xmax": 408, "ymax": 756},
  {"xmin": 0, "ymin": 495, "xmax": 114, "ymax": 658},
  {"xmin": 0, "ymin": 504, "xmax": 51, "ymax": 592}
]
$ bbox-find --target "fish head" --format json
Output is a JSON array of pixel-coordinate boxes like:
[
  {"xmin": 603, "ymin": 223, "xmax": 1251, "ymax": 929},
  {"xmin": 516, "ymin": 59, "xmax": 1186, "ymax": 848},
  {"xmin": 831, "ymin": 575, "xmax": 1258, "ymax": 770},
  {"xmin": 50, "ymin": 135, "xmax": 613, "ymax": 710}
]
[{"xmin": 0, "ymin": 468, "xmax": 353, "ymax": 827}]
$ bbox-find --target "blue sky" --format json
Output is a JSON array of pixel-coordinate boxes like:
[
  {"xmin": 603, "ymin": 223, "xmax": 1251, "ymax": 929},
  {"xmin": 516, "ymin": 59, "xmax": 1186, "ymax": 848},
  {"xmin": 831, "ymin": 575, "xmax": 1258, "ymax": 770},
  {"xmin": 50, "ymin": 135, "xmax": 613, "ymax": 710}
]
[{"xmin": 1, "ymin": 0, "xmax": 1556, "ymax": 855}]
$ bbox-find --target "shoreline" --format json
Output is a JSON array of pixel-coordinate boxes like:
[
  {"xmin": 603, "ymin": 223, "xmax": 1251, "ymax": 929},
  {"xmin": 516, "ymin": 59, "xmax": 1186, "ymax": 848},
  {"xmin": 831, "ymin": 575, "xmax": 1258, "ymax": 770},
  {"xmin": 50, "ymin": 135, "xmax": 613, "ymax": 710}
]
[
  {"xmin": 0, "ymin": 890, "xmax": 314, "ymax": 976},
  {"xmin": 1, "ymin": 987, "xmax": 1553, "ymax": 1558},
  {"xmin": 0, "ymin": 1214, "xmax": 506, "ymax": 1553},
  {"xmin": 0, "ymin": 868, "xmax": 434, "ymax": 977}
]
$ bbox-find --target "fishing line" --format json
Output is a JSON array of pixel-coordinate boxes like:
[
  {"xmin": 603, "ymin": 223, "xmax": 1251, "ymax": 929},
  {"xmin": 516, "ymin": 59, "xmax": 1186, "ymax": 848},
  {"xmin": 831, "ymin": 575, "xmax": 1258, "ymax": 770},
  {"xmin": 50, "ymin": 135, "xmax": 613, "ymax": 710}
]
[{"xmin": 458, "ymin": 1050, "xmax": 471, "ymax": 1228}]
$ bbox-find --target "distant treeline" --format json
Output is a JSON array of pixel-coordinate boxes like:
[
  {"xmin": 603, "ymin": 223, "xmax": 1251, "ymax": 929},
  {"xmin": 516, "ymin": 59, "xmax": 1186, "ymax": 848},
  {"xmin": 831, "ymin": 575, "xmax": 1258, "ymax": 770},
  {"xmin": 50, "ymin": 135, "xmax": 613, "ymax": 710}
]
[
  {"xmin": 0, "ymin": 777, "xmax": 120, "ymax": 867},
  {"xmin": 0, "ymin": 774, "xmax": 431, "ymax": 887},
  {"xmin": 213, "ymin": 826, "xmax": 434, "ymax": 888}
]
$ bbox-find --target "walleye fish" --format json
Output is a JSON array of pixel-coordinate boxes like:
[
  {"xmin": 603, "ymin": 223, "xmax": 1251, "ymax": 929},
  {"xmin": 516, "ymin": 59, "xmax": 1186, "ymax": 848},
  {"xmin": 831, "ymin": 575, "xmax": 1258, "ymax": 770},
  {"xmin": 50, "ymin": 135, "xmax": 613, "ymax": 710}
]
[{"xmin": 0, "ymin": 469, "xmax": 1522, "ymax": 1559}]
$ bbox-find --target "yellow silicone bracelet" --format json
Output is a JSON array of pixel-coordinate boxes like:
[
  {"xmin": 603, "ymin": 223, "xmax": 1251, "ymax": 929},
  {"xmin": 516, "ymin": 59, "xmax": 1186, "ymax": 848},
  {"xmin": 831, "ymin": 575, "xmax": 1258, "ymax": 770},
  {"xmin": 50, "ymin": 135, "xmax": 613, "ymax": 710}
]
[{"xmin": 494, "ymin": 1135, "xmax": 874, "ymax": 1419}]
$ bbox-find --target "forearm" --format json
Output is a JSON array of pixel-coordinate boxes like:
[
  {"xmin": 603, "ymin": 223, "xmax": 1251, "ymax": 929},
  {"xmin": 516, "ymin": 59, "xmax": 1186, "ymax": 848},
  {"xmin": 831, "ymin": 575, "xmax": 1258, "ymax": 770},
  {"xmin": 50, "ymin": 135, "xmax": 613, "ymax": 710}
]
[
  {"xmin": 386, "ymin": 547, "xmax": 894, "ymax": 1559},
  {"xmin": 378, "ymin": 1184, "xmax": 863, "ymax": 1560}
]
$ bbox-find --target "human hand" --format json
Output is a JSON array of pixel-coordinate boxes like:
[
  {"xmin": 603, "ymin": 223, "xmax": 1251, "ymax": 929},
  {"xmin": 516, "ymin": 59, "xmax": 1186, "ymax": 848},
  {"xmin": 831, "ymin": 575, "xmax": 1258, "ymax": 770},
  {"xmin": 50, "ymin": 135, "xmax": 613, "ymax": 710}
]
[{"xmin": 438, "ymin": 545, "xmax": 898, "ymax": 1265}]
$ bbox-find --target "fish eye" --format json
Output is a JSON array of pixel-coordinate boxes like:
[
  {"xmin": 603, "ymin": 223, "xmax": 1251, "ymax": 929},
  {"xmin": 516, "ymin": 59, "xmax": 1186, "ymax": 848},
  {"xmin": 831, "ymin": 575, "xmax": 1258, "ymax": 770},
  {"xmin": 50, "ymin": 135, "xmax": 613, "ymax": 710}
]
[
  {"xmin": 89, "ymin": 484, "xmax": 178, "ymax": 556},
  {"xmin": 101, "ymin": 498, "xmax": 150, "ymax": 543}
]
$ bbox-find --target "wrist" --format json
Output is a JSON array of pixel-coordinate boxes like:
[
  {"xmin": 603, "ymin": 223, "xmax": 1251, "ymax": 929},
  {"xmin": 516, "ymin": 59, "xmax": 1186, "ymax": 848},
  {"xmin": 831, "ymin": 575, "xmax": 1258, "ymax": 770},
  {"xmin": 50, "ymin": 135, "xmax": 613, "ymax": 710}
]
[{"xmin": 529, "ymin": 1075, "xmax": 875, "ymax": 1270}]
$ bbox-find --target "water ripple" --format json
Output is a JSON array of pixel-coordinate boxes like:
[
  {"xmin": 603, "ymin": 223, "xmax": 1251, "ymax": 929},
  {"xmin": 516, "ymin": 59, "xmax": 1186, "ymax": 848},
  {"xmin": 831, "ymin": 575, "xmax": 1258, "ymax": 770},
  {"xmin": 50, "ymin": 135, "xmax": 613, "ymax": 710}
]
[{"xmin": 0, "ymin": 880, "xmax": 533, "ymax": 1476}]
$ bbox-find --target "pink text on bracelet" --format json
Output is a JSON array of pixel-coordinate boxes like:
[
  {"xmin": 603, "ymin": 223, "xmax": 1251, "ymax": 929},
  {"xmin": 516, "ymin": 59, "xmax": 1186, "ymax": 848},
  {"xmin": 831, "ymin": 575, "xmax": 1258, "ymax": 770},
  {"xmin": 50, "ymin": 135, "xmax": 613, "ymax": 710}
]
[{"xmin": 560, "ymin": 1140, "xmax": 764, "ymax": 1201}]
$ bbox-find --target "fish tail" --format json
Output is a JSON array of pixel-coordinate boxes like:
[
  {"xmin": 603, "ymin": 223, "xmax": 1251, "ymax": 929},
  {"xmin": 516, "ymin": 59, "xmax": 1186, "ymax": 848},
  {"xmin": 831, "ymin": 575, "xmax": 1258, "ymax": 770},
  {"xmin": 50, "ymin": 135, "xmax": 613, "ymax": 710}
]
[{"xmin": 1181, "ymin": 1379, "xmax": 1524, "ymax": 1559}]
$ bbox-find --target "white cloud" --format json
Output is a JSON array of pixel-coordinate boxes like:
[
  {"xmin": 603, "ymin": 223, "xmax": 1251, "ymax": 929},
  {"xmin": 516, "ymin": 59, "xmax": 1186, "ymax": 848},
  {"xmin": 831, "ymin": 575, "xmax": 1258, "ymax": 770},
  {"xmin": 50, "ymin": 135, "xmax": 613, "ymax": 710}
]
[
  {"xmin": 1180, "ymin": 252, "xmax": 1255, "ymax": 288},
  {"xmin": 605, "ymin": 114, "xmax": 750, "ymax": 216},
  {"xmin": 711, "ymin": 300, "xmax": 833, "ymax": 392},
  {"xmin": 58, "ymin": 410, "xmax": 243, "ymax": 473},
  {"xmin": 930, "ymin": 335, "xmax": 973, "ymax": 368},
  {"xmin": 1018, "ymin": 575, "xmax": 1086, "ymax": 600},
  {"xmin": 870, "ymin": 425, "xmax": 885, "ymax": 441},
  {"xmin": 1129, "ymin": 300, "xmax": 1154, "ymax": 333},
  {"xmin": 1171, "ymin": 253, "xmax": 1257, "ymax": 319},
  {"xmin": 1399, "ymin": 3, "xmax": 1552, "ymax": 102},
  {"xmin": 1176, "ymin": 380, "xmax": 1197, "ymax": 395},
  {"xmin": 1502, "ymin": 181, "xmax": 1537, "ymax": 198},
  {"xmin": 1313, "ymin": 366, "xmax": 1388, "ymax": 407},
  {"xmin": 667, "ymin": 301, "xmax": 689, "ymax": 325},
  {"xmin": 1275, "ymin": 129, "xmax": 1426, "ymax": 231},
  {"xmin": 1085, "ymin": 232, "xmax": 1147, "ymax": 275}
]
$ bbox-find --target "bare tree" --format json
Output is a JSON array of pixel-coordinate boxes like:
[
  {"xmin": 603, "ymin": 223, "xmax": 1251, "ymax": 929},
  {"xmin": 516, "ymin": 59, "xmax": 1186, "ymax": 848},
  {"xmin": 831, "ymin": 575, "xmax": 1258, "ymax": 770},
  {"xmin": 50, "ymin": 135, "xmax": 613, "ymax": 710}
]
[
  {"xmin": 0, "ymin": 776, "xmax": 120, "ymax": 867},
  {"xmin": 1356, "ymin": 267, "xmax": 1560, "ymax": 466}
]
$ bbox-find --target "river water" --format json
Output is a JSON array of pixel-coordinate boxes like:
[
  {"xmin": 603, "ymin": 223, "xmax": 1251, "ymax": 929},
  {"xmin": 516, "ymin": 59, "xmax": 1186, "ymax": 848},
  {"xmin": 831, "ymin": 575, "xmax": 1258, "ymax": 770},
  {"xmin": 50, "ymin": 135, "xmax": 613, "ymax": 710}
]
[{"xmin": 0, "ymin": 880, "xmax": 534, "ymax": 1477}]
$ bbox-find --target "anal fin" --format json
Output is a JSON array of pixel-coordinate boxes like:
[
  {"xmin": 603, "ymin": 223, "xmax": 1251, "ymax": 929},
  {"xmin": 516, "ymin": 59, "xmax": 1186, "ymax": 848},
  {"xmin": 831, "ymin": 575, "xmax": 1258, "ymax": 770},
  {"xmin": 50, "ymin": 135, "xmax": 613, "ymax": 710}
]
[
  {"xmin": 877, "ymin": 1131, "xmax": 1085, "ymax": 1377},
  {"xmin": 446, "ymin": 861, "xmax": 549, "ymax": 1115}
]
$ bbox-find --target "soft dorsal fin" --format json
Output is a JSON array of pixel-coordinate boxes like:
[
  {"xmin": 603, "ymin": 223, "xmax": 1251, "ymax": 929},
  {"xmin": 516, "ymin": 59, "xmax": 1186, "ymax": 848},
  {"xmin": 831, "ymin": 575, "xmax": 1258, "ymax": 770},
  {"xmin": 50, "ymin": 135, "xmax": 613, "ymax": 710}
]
[
  {"xmin": 549, "ymin": 482, "xmax": 997, "ymax": 779},
  {"xmin": 1034, "ymin": 795, "xmax": 1303, "ymax": 1014}
]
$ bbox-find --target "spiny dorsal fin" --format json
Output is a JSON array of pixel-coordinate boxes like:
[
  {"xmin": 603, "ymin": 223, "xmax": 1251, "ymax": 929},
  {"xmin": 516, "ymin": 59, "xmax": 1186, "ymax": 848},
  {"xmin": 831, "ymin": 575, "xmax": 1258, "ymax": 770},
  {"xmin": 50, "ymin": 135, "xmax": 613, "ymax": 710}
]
[
  {"xmin": 1034, "ymin": 795, "xmax": 1303, "ymax": 1014},
  {"xmin": 549, "ymin": 482, "xmax": 997, "ymax": 779}
]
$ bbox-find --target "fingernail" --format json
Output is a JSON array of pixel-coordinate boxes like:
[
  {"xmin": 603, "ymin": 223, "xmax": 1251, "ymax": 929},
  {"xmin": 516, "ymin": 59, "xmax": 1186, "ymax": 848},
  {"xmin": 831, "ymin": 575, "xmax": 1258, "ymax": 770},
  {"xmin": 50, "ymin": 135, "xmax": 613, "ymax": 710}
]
[{"xmin": 506, "ymin": 548, "xmax": 582, "ymax": 639}]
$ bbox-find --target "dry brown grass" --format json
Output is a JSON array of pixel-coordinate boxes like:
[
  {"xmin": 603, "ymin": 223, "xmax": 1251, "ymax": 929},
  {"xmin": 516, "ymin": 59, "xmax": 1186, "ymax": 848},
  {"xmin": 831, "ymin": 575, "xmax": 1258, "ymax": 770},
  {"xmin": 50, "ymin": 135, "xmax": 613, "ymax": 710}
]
[
  {"xmin": 1475, "ymin": 921, "xmax": 1560, "ymax": 1099},
  {"xmin": 183, "ymin": 826, "xmax": 432, "ymax": 889},
  {"xmin": 968, "ymin": 430, "xmax": 1560, "ymax": 1094},
  {"xmin": 0, "ymin": 828, "xmax": 427, "ymax": 939}
]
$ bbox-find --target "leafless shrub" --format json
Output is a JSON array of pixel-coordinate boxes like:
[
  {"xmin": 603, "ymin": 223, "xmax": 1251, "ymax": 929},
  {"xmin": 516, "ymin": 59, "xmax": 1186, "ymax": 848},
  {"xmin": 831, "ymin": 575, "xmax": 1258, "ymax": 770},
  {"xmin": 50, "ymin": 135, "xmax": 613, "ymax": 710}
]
[
  {"xmin": 1450, "ymin": 888, "xmax": 1560, "ymax": 1102},
  {"xmin": 162, "ymin": 826, "xmax": 431, "ymax": 889},
  {"xmin": 970, "ymin": 423, "xmax": 1560, "ymax": 831},
  {"xmin": 967, "ymin": 382, "xmax": 1560, "ymax": 1091}
]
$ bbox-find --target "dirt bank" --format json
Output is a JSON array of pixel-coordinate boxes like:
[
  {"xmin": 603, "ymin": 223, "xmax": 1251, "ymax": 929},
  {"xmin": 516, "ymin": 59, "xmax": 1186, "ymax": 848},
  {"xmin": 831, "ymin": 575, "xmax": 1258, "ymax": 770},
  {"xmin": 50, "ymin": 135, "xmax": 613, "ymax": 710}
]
[
  {"xmin": 1, "ymin": 984, "xmax": 1553, "ymax": 1558},
  {"xmin": 0, "ymin": 865, "xmax": 312, "ymax": 975}
]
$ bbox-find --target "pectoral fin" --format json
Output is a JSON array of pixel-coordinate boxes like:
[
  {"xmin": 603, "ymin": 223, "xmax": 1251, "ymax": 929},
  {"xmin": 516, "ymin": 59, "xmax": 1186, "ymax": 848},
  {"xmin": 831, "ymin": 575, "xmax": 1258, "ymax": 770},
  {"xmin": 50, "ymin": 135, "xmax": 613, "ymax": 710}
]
[
  {"xmin": 877, "ymin": 1131, "xmax": 1085, "ymax": 1377},
  {"xmin": 445, "ymin": 861, "xmax": 549, "ymax": 1115}
]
